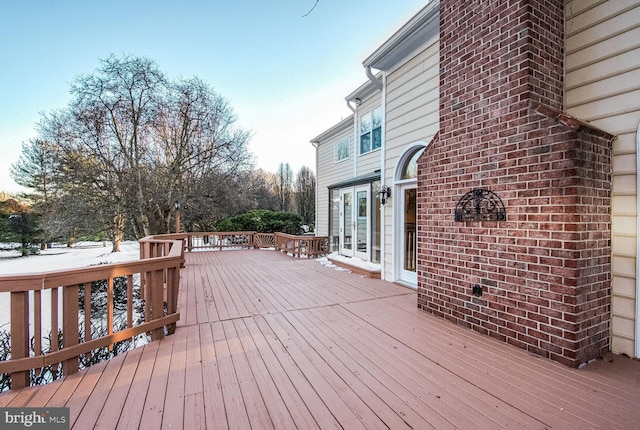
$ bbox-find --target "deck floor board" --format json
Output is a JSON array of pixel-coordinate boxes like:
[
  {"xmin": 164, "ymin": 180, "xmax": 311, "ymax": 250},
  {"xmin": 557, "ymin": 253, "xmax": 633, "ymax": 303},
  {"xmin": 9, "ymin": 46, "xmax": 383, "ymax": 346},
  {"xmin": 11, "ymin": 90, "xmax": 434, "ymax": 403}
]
[{"xmin": 1, "ymin": 249, "xmax": 639, "ymax": 429}]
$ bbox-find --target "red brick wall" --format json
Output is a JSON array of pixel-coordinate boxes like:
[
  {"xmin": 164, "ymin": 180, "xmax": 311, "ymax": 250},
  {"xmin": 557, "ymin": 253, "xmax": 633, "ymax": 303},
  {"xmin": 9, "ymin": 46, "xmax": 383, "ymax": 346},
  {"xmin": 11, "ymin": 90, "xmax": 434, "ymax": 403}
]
[{"xmin": 417, "ymin": 0, "xmax": 612, "ymax": 366}]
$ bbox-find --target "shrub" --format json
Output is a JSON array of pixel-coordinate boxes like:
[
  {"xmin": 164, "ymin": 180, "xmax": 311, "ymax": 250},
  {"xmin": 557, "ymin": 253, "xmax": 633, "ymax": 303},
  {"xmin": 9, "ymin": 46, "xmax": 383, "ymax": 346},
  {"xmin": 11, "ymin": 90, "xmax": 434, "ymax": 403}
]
[{"xmin": 214, "ymin": 210, "xmax": 303, "ymax": 235}]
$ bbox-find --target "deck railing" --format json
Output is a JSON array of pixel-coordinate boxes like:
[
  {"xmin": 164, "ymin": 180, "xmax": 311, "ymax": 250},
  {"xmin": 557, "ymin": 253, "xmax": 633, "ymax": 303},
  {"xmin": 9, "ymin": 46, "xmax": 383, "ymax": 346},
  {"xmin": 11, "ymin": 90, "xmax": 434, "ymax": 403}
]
[
  {"xmin": 185, "ymin": 231, "xmax": 256, "ymax": 251},
  {"xmin": 273, "ymin": 233, "xmax": 328, "ymax": 258},
  {"xmin": 182, "ymin": 231, "xmax": 328, "ymax": 258},
  {"xmin": 0, "ymin": 231, "xmax": 326, "ymax": 390},
  {"xmin": 0, "ymin": 237, "xmax": 183, "ymax": 390}
]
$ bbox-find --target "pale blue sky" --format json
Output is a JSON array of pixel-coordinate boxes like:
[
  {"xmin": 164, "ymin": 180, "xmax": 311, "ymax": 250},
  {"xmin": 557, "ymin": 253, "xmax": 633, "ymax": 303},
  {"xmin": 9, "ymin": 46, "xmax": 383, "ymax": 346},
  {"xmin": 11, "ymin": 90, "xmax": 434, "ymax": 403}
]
[{"xmin": 0, "ymin": 0, "xmax": 427, "ymax": 192}]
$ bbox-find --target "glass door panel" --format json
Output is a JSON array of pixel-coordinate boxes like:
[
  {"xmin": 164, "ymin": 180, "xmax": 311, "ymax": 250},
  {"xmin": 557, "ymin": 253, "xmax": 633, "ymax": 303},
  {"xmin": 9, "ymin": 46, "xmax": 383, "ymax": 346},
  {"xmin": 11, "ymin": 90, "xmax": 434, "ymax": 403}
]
[
  {"xmin": 399, "ymin": 186, "xmax": 417, "ymax": 286},
  {"xmin": 355, "ymin": 188, "xmax": 369, "ymax": 260},
  {"xmin": 404, "ymin": 188, "xmax": 416, "ymax": 272},
  {"xmin": 340, "ymin": 190, "xmax": 353, "ymax": 255}
]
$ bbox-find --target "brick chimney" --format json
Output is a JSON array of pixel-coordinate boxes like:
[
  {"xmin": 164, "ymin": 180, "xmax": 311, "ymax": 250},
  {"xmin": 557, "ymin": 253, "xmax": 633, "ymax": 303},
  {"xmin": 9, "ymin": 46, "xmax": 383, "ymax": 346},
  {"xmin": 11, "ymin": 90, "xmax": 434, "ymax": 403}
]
[{"xmin": 417, "ymin": 0, "xmax": 614, "ymax": 366}]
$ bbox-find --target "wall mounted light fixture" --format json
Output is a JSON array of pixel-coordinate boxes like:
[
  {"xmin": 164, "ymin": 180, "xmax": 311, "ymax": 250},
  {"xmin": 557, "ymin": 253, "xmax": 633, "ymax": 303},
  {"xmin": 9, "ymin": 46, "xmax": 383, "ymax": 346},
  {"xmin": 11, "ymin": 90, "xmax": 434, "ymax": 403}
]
[{"xmin": 379, "ymin": 185, "xmax": 391, "ymax": 205}]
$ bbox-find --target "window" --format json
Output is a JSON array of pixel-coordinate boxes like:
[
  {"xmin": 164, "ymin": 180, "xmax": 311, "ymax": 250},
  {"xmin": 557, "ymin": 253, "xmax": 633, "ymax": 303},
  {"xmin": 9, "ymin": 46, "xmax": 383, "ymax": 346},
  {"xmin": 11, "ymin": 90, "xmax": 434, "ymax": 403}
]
[
  {"xmin": 334, "ymin": 138, "xmax": 350, "ymax": 163},
  {"xmin": 400, "ymin": 148, "xmax": 424, "ymax": 180},
  {"xmin": 359, "ymin": 106, "xmax": 382, "ymax": 154}
]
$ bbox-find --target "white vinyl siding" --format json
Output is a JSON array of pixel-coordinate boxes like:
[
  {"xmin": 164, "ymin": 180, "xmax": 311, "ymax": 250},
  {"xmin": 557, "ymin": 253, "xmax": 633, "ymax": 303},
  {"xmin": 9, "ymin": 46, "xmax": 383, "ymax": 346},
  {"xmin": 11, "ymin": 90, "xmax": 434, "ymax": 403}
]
[
  {"xmin": 565, "ymin": 0, "xmax": 640, "ymax": 357},
  {"xmin": 383, "ymin": 42, "xmax": 440, "ymax": 280},
  {"xmin": 315, "ymin": 127, "xmax": 353, "ymax": 237}
]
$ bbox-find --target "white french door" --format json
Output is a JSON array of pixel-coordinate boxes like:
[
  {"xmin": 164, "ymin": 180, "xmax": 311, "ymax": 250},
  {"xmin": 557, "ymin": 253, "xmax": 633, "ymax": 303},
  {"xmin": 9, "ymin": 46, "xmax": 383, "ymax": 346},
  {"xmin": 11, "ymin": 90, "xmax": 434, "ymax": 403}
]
[
  {"xmin": 339, "ymin": 186, "xmax": 370, "ymax": 260},
  {"xmin": 339, "ymin": 189, "xmax": 353, "ymax": 256}
]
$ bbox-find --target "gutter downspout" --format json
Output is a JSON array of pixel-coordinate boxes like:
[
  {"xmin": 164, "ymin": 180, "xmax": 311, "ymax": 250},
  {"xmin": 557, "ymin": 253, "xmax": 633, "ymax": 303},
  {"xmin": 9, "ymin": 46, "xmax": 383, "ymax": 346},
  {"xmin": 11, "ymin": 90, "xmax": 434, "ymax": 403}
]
[
  {"xmin": 366, "ymin": 66, "xmax": 383, "ymax": 91},
  {"xmin": 380, "ymin": 73, "xmax": 387, "ymax": 281},
  {"xmin": 353, "ymin": 105, "xmax": 358, "ymax": 180},
  {"xmin": 636, "ymin": 122, "xmax": 640, "ymax": 358},
  {"xmin": 346, "ymin": 100, "xmax": 356, "ymax": 113},
  {"xmin": 311, "ymin": 141, "xmax": 320, "ymax": 235}
]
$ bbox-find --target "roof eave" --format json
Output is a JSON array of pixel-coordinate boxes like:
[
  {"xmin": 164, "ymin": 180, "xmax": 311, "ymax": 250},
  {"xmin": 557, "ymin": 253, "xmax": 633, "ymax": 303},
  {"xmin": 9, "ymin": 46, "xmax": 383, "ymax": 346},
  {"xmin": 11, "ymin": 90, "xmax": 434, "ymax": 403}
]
[
  {"xmin": 345, "ymin": 76, "xmax": 381, "ymax": 102},
  {"xmin": 310, "ymin": 115, "xmax": 354, "ymax": 144},
  {"xmin": 363, "ymin": 0, "xmax": 440, "ymax": 72}
]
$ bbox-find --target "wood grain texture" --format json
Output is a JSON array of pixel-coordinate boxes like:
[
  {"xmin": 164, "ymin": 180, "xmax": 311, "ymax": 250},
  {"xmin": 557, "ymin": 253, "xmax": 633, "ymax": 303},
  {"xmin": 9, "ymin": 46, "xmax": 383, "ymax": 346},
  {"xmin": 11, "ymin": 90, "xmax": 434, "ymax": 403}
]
[{"xmin": 0, "ymin": 249, "xmax": 638, "ymax": 429}]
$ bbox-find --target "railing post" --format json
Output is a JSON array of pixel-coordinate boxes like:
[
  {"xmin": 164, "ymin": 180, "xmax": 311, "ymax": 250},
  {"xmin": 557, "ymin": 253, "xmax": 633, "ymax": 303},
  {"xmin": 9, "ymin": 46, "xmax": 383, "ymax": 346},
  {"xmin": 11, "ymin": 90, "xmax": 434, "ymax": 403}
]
[
  {"xmin": 63, "ymin": 284, "xmax": 79, "ymax": 375},
  {"xmin": 166, "ymin": 265, "xmax": 179, "ymax": 335},
  {"xmin": 149, "ymin": 269, "xmax": 165, "ymax": 341},
  {"xmin": 10, "ymin": 291, "xmax": 30, "ymax": 389},
  {"xmin": 180, "ymin": 238, "xmax": 186, "ymax": 268}
]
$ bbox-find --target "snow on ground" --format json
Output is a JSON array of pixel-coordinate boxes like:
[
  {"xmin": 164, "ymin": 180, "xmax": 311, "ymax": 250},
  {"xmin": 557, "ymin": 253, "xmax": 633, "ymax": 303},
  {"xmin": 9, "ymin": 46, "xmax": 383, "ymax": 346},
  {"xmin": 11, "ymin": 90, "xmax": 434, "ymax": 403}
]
[
  {"xmin": 0, "ymin": 241, "xmax": 140, "ymax": 275},
  {"xmin": 0, "ymin": 244, "xmax": 371, "ymax": 330},
  {"xmin": 0, "ymin": 242, "xmax": 141, "ymax": 330},
  {"xmin": 316, "ymin": 252, "xmax": 382, "ymax": 274},
  {"xmin": 0, "ymin": 243, "xmax": 371, "ymax": 277}
]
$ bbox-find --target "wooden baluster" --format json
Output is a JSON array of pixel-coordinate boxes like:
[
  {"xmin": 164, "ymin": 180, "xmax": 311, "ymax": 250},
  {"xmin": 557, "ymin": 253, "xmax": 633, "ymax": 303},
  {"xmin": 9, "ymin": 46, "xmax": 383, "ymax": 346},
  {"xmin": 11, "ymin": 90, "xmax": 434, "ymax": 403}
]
[
  {"xmin": 84, "ymin": 284, "xmax": 91, "ymax": 343},
  {"xmin": 34, "ymin": 290, "xmax": 42, "ymax": 370},
  {"xmin": 127, "ymin": 275, "xmax": 133, "ymax": 329},
  {"xmin": 62, "ymin": 284, "xmax": 79, "ymax": 375},
  {"xmin": 144, "ymin": 271, "xmax": 151, "ymax": 323},
  {"xmin": 10, "ymin": 291, "xmax": 30, "ymax": 389},
  {"xmin": 107, "ymin": 277, "xmax": 114, "ymax": 350},
  {"xmin": 50, "ymin": 287, "xmax": 59, "ymax": 376}
]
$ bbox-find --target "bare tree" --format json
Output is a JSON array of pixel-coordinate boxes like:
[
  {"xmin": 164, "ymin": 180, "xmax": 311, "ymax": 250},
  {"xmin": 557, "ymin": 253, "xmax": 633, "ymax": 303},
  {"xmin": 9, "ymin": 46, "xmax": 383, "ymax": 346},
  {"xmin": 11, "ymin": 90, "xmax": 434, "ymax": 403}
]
[
  {"xmin": 294, "ymin": 166, "xmax": 316, "ymax": 227},
  {"xmin": 275, "ymin": 162, "xmax": 293, "ymax": 212},
  {"xmin": 24, "ymin": 54, "xmax": 252, "ymax": 251},
  {"xmin": 248, "ymin": 169, "xmax": 280, "ymax": 211}
]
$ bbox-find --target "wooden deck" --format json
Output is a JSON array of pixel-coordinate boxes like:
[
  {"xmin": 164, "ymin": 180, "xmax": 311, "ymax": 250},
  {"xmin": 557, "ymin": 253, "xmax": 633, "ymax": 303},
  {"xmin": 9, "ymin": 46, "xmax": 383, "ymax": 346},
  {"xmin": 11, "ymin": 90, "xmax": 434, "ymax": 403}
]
[{"xmin": 1, "ymin": 249, "xmax": 639, "ymax": 429}]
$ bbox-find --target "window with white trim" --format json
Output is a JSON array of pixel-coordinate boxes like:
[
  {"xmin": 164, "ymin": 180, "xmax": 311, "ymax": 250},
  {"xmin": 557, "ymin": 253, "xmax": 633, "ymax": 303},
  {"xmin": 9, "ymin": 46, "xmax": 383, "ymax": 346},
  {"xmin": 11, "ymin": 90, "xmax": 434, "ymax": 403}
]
[
  {"xmin": 359, "ymin": 106, "xmax": 382, "ymax": 155},
  {"xmin": 334, "ymin": 138, "xmax": 350, "ymax": 163}
]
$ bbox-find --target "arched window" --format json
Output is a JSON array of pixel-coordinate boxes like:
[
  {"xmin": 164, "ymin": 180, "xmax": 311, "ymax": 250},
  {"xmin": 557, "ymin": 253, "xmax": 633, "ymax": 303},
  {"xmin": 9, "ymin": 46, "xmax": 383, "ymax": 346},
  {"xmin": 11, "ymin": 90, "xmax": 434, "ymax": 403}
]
[{"xmin": 398, "ymin": 146, "xmax": 425, "ymax": 180}]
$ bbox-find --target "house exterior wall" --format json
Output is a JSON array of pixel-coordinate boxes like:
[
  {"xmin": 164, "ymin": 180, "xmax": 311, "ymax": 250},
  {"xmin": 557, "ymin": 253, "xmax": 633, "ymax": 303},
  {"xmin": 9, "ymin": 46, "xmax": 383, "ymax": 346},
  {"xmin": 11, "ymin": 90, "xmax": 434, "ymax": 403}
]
[
  {"xmin": 565, "ymin": 0, "xmax": 640, "ymax": 357},
  {"xmin": 384, "ymin": 43, "xmax": 440, "ymax": 280},
  {"xmin": 314, "ymin": 123, "xmax": 353, "ymax": 236},
  {"xmin": 313, "ymin": 0, "xmax": 639, "ymax": 363}
]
